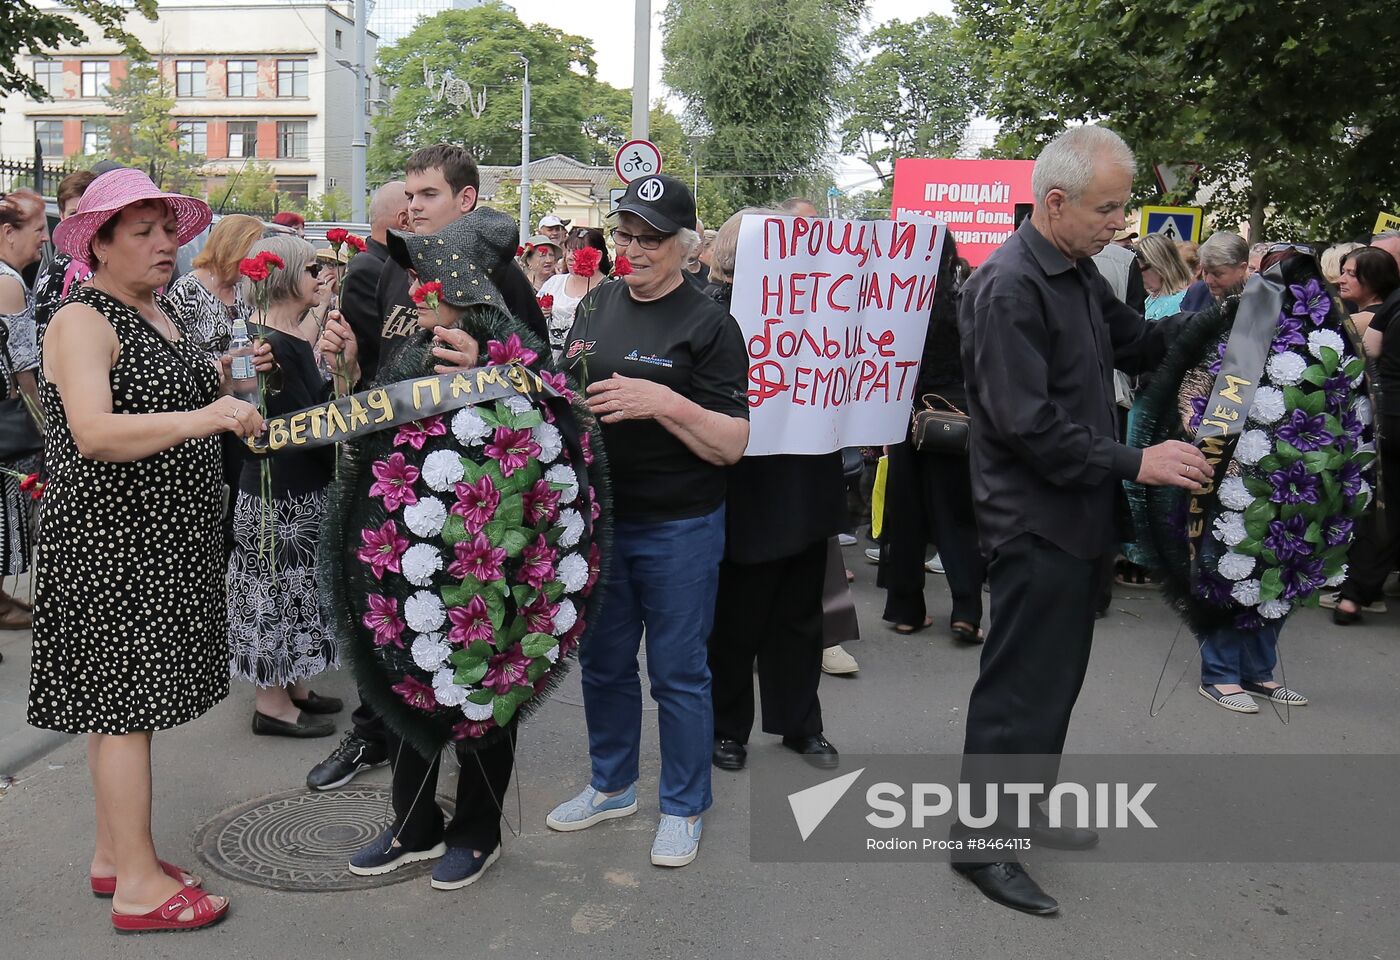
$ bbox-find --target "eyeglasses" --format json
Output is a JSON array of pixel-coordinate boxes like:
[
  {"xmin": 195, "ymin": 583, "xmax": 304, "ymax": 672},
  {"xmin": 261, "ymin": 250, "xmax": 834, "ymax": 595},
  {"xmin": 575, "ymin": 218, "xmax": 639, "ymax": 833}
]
[
  {"xmin": 1267, "ymin": 242, "xmax": 1315, "ymax": 256},
  {"xmin": 610, "ymin": 228, "xmax": 668, "ymax": 251},
  {"xmin": 305, "ymin": 263, "xmax": 322, "ymax": 277}
]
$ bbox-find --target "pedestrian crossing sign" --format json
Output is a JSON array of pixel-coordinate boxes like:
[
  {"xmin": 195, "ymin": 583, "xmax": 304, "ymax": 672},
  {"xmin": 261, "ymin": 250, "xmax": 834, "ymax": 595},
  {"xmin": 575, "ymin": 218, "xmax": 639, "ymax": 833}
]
[{"xmin": 1140, "ymin": 205, "xmax": 1203, "ymax": 244}]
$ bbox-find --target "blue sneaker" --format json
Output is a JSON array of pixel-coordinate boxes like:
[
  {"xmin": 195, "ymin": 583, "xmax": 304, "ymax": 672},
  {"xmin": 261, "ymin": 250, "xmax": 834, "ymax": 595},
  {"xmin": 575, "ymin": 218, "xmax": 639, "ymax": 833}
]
[
  {"xmin": 347, "ymin": 828, "xmax": 446, "ymax": 876},
  {"xmin": 650, "ymin": 814, "xmax": 702, "ymax": 867},
  {"xmin": 545, "ymin": 783, "xmax": 638, "ymax": 832},
  {"xmin": 430, "ymin": 843, "xmax": 501, "ymax": 890}
]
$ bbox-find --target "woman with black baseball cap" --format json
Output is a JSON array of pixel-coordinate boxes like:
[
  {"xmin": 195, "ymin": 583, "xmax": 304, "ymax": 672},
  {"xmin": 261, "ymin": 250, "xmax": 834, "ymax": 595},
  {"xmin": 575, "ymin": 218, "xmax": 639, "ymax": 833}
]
[{"xmin": 546, "ymin": 174, "xmax": 750, "ymax": 868}]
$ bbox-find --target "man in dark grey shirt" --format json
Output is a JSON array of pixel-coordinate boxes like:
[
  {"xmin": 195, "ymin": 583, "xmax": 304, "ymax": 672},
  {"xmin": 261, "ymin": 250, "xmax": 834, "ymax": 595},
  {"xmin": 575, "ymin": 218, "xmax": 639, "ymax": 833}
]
[{"xmin": 952, "ymin": 126, "xmax": 1212, "ymax": 916}]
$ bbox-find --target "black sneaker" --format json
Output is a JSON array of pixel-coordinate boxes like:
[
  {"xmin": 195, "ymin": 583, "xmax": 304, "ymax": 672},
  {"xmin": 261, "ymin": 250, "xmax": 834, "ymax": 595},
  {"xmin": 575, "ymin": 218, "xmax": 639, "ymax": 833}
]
[{"xmin": 306, "ymin": 731, "xmax": 389, "ymax": 791}]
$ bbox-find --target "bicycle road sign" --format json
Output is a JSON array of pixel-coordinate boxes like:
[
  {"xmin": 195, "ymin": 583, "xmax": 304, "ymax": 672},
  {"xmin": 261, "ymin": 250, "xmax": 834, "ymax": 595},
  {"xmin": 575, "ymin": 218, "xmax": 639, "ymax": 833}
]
[{"xmin": 615, "ymin": 140, "xmax": 663, "ymax": 184}]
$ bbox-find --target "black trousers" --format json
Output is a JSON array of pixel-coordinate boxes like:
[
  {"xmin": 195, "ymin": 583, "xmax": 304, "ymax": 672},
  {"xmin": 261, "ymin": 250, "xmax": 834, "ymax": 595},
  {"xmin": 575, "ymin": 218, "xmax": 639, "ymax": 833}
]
[
  {"xmin": 879, "ymin": 440, "xmax": 986, "ymax": 628},
  {"xmin": 709, "ymin": 539, "xmax": 826, "ymax": 743},
  {"xmin": 387, "ymin": 727, "xmax": 516, "ymax": 852},
  {"xmin": 1340, "ymin": 419, "xmax": 1400, "ymax": 606},
  {"xmin": 956, "ymin": 533, "xmax": 1099, "ymax": 835},
  {"xmin": 350, "ymin": 697, "xmax": 386, "ymax": 745}
]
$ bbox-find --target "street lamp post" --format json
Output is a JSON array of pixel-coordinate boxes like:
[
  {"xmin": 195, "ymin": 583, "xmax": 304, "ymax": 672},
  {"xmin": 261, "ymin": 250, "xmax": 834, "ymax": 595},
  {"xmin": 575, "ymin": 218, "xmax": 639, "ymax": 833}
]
[
  {"xmin": 518, "ymin": 55, "xmax": 531, "ymax": 245},
  {"xmin": 351, "ymin": 0, "xmax": 368, "ymax": 223},
  {"xmin": 632, "ymin": 0, "xmax": 650, "ymax": 140}
]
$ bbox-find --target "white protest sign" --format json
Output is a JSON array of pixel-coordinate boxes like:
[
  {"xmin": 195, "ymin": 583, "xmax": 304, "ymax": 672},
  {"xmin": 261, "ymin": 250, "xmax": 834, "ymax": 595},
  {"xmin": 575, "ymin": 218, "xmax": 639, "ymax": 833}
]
[{"xmin": 730, "ymin": 215, "xmax": 946, "ymax": 455}]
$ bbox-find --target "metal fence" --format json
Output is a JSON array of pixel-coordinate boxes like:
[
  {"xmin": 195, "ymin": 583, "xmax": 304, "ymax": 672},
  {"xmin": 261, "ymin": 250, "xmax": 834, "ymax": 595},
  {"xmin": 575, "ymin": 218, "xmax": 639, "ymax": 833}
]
[{"xmin": 0, "ymin": 155, "xmax": 78, "ymax": 197}]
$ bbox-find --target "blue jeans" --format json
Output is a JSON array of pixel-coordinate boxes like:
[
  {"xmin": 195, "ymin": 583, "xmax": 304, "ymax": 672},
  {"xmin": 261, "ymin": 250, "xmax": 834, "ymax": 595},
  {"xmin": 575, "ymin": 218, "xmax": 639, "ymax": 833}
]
[
  {"xmin": 1199, "ymin": 621, "xmax": 1282, "ymax": 686},
  {"xmin": 580, "ymin": 507, "xmax": 725, "ymax": 817}
]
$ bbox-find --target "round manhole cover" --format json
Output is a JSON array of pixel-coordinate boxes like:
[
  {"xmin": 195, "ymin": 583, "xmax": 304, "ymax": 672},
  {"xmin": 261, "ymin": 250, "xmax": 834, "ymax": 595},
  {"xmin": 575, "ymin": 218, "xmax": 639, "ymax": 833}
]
[{"xmin": 195, "ymin": 787, "xmax": 448, "ymax": 891}]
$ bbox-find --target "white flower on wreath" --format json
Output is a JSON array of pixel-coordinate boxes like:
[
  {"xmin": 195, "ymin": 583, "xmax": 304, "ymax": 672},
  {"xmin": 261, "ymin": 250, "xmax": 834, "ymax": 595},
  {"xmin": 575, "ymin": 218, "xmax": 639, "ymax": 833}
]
[
  {"xmin": 557, "ymin": 553, "xmax": 589, "ymax": 593},
  {"xmin": 421, "ymin": 449, "xmax": 465, "ymax": 492},
  {"xmin": 461, "ymin": 699, "xmax": 494, "ymax": 721},
  {"xmin": 411, "ymin": 633, "xmax": 451, "ymax": 672},
  {"xmin": 1325, "ymin": 565, "xmax": 1349, "ymax": 587},
  {"xmin": 1355, "ymin": 480, "xmax": 1372, "ymax": 507},
  {"xmin": 402, "ymin": 543, "xmax": 444, "ymax": 587},
  {"xmin": 553, "ymin": 597, "xmax": 578, "ymax": 635},
  {"xmin": 1230, "ymin": 578, "xmax": 1262, "ymax": 606},
  {"xmin": 403, "ymin": 497, "xmax": 448, "ymax": 538},
  {"xmin": 1306, "ymin": 328, "xmax": 1345, "ymax": 361},
  {"xmin": 1217, "ymin": 551, "xmax": 1255, "ymax": 581},
  {"xmin": 533, "ymin": 421, "xmax": 563, "ymax": 463},
  {"xmin": 1247, "ymin": 386, "xmax": 1286, "ymax": 426},
  {"xmin": 555, "ymin": 508, "xmax": 585, "ymax": 549},
  {"xmin": 405, "ymin": 590, "xmax": 446, "ymax": 633},
  {"xmin": 504, "ymin": 394, "xmax": 533, "ymax": 415},
  {"xmin": 1353, "ymin": 394, "xmax": 1372, "ymax": 426},
  {"xmin": 1213, "ymin": 511, "xmax": 1248, "ymax": 547},
  {"xmin": 1218, "ymin": 476, "xmax": 1254, "ymax": 512},
  {"xmin": 432, "ymin": 668, "xmax": 469, "ymax": 707},
  {"xmin": 1265, "ymin": 351, "xmax": 1307, "ymax": 387},
  {"xmin": 1259, "ymin": 599, "xmax": 1291, "ymax": 619},
  {"xmin": 1234, "ymin": 429, "xmax": 1272, "ymax": 466},
  {"xmin": 452, "ymin": 407, "xmax": 490, "ymax": 445},
  {"xmin": 546, "ymin": 463, "xmax": 579, "ymax": 503}
]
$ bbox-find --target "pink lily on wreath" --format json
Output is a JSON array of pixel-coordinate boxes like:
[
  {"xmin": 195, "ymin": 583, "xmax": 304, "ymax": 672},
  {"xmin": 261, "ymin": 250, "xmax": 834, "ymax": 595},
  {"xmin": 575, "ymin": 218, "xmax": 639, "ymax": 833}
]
[
  {"xmin": 369, "ymin": 453, "xmax": 420, "ymax": 512},
  {"xmin": 585, "ymin": 540, "xmax": 602, "ymax": 595},
  {"xmin": 451, "ymin": 475, "xmax": 501, "ymax": 533},
  {"xmin": 519, "ymin": 593, "xmax": 559, "ymax": 633},
  {"xmin": 482, "ymin": 645, "xmax": 531, "ymax": 695},
  {"xmin": 452, "ymin": 717, "xmax": 497, "ymax": 740},
  {"xmin": 485, "ymin": 426, "xmax": 541, "ymax": 477},
  {"xmin": 522, "ymin": 478, "xmax": 561, "ymax": 526},
  {"xmin": 540, "ymin": 369, "xmax": 575, "ymax": 403},
  {"xmin": 448, "ymin": 532, "xmax": 508, "ymax": 582},
  {"xmin": 363, "ymin": 595, "xmax": 406, "ymax": 648},
  {"xmin": 392, "ymin": 675, "xmax": 438, "ymax": 710},
  {"xmin": 393, "ymin": 414, "xmax": 447, "ymax": 450},
  {"xmin": 558, "ymin": 617, "xmax": 586, "ymax": 658},
  {"xmin": 447, "ymin": 595, "xmax": 495, "ymax": 646},
  {"xmin": 487, "ymin": 334, "xmax": 538, "ymax": 367},
  {"xmin": 517, "ymin": 534, "xmax": 558, "ymax": 590},
  {"xmin": 356, "ymin": 520, "xmax": 409, "ymax": 579}
]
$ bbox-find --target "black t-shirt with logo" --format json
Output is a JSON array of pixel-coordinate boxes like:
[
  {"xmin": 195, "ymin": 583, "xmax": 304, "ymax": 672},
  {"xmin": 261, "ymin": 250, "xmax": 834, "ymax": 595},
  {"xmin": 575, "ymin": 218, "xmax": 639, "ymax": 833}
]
[{"xmin": 565, "ymin": 278, "xmax": 749, "ymax": 522}]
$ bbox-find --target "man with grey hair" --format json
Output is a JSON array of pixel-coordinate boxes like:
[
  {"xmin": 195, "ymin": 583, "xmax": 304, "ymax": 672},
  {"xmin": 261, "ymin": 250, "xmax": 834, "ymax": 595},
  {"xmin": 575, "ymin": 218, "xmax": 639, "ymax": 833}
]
[
  {"xmin": 1247, "ymin": 241, "xmax": 1269, "ymax": 276},
  {"xmin": 952, "ymin": 125, "xmax": 1212, "ymax": 916},
  {"xmin": 1372, "ymin": 229, "xmax": 1400, "ymax": 269},
  {"xmin": 339, "ymin": 180, "xmax": 409, "ymax": 384}
]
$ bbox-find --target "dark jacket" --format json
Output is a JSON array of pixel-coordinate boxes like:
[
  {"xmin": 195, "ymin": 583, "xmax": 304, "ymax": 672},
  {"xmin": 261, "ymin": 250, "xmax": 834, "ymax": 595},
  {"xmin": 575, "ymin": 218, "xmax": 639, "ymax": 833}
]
[{"xmin": 341, "ymin": 237, "xmax": 390, "ymax": 384}]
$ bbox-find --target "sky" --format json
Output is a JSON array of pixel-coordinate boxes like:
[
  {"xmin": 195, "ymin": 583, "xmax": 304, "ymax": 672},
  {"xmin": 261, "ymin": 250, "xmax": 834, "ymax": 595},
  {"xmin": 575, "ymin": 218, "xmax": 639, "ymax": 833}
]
[{"xmin": 504, "ymin": 0, "xmax": 958, "ymax": 191}]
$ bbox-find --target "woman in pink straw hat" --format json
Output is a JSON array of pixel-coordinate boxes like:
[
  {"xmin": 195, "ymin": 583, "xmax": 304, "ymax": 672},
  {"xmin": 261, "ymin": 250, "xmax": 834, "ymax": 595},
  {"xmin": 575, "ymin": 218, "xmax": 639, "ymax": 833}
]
[{"xmin": 26, "ymin": 169, "xmax": 267, "ymax": 934}]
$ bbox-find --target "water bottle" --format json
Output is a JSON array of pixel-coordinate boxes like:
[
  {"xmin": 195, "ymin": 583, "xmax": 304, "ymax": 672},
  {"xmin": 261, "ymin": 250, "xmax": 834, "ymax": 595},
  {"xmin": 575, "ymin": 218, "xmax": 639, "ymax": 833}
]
[{"xmin": 226, "ymin": 318, "xmax": 258, "ymax": 401}]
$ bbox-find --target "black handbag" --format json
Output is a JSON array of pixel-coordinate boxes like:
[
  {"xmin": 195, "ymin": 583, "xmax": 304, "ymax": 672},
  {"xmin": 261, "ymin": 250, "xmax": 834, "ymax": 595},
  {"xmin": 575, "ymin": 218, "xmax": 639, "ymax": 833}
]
[
  {"xmin": 910, "ymin": 393, "xmax": 970, "ymax": 454},
  {"xmin": 0, "ymin": 396, "xmax": 42, "ymax": 463}
]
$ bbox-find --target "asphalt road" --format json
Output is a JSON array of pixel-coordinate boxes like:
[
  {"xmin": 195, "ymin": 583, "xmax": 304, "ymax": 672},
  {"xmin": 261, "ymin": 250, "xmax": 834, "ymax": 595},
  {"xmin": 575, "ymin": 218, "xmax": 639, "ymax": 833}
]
[{"xmin": 1, "ymin": 544, "xmax": 1396, "ymax": 959}]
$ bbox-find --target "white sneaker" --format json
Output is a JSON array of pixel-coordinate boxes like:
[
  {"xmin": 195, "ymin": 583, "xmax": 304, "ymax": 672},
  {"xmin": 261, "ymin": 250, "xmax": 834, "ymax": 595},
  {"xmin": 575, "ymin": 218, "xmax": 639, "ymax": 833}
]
[
  {"xmin": 864, "ymin": 547, "xmax": 881, "ymax": 564},
  {"xmin": 925, "ymin": 554, "xmax": 944, "ymax": 575},
  {"xmin": 837, "ymin": 533, "xmax": 857, "ymax": 546},
  {"xmin": 822, "ymin": 644, "xmax": 859, "ymax": 675}
]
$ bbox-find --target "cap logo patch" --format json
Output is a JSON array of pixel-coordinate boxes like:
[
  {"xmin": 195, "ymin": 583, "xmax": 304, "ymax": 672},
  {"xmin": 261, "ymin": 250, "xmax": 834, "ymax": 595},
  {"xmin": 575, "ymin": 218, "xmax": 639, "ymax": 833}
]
[{"xmin": 637, "ymin": 178, "xmax": 665, "ymax": 202}]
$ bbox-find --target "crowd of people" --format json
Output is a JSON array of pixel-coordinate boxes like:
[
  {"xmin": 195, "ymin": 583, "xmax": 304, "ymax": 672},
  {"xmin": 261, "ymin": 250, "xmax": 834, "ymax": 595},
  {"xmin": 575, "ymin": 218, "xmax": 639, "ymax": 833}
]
[{"xmin": 2, "ymin": 123, "xmax": 1393, "ymax": 932}]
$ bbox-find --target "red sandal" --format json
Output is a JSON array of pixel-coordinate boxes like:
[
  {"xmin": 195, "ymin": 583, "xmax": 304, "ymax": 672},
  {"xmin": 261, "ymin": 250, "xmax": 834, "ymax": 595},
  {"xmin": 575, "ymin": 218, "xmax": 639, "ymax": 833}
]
[
  {"xmin": 111, "ymin": 887, "xmax": 228, "ymax": 934},
  {"xmin": 91, "ymin": 860, "xmax": 202, "ymax": 898}
]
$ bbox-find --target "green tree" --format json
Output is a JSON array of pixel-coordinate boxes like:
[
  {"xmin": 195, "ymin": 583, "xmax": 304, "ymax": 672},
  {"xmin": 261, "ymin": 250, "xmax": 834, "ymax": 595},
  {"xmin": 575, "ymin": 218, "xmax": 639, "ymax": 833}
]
[
  {"xmin": 1, "ymin": 0, "xmax": 155, "ymax": 100},
  {"xmin": 483, "ymin": 180, "xmax": 559, "ymax": 234},
  {"xmin": 955, "ymin": 0, "xmax": 1400, "ymax": 240},
  {"xmin": 370, "ymin": 3, "xmax": 627, "ymax": 178},
  {"xmin": 840, "ymin": 14, "xmax": 983, "ymax": 183},
  {"xmin": 301, "ymin": 189, "xmax": 352, "ymax": 221},
  {"xmin": 209, "ymin": 161, "xmax": 279, "ymax": 214},
  {"xmin": 99, "ymin": 60, "xmax": 206, "ymax": 195},
  {"xmin": 662, "ymin": 0, "xmax": 863, "ymax": 208}
]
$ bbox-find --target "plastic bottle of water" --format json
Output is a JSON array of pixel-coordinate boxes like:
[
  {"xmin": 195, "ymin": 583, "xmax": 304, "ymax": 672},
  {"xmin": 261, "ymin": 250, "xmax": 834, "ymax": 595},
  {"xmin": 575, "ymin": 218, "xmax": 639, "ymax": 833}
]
[{"xmin": 226, "ymin": 318, "xmax": 258, "ymax": 401}]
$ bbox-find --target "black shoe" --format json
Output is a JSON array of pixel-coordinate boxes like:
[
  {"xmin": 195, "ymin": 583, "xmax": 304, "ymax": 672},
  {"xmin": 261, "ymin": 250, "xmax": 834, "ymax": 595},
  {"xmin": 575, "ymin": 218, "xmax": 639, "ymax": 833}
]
[
  {"xmin": 712, "ymin": 738, "xmax": 747, "ymax": 771},
  {"xmin": 252, "ymin": 711, "xmax": 335, "ymax": 739},
  {"xmin": 307, "ymin": 731, "xmax": 390, "ymax": 790},
  {"xmin": 951, "ymin": 860, "xmax": 1059, "ymax": 916},
  {"xmin": 290, "ymin": 690, "xmax": 344, "ymax": 714},
  {"xmin": 1027, "ymin": 810, "xmax": 1100, "ymax": 850},
  {"xmin": 781, "ymin": 734, "xmax": 839, "ymax": 769}
]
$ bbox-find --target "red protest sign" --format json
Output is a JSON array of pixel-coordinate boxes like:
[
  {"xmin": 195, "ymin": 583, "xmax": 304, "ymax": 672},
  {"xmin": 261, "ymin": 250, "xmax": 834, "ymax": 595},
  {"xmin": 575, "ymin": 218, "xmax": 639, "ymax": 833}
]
[{"xmin": 891, "ymin": 158, "xmax": 1035, "ymax": 266}]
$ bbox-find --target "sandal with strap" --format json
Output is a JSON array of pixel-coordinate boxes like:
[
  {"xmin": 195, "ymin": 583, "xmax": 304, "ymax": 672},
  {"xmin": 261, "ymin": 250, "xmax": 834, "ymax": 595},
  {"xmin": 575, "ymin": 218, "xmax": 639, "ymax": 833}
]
[
  {"xmin": 112, "ymin": 887, "xmax": 228, "ymax": 934},
  {"xmin": 91, "ymin": 859, "xmax": 202, "ymax": 898},
  {"xmin": 892, "ymin": 615, "xmax": 934, "ymax": 635},
  {"xmin": 950, "ymin": 621, "xmax": 985, "ymax": 644}
]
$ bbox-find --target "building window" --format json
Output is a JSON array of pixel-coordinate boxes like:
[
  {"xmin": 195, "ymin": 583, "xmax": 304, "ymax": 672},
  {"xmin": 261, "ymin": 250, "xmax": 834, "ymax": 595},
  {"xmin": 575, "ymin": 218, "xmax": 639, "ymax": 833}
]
[
  {"xmin": 276, "ymin": 59, "xmax": 308, "ymax": 98},
  {"xmin": 175, "ymin": 60, "xmax": 206, "ymax": 97},
  {"xmin": 176, "ymin": 121, "xmax": 208, "ymax": 156},
  {"xmin": 227, "ymin": 60, "xmax": 257, "ymax": 98},
  {"xmin": 275, "ymin": 179, "xmax": 310, "ymax": 203},
  {"xmin": 335, "ymin": 30, "xmax": 343, "ymax": 49},
  {"xmin": 276, "ymin": 121, "xmax": 307, "ymax": 158},
  {"xmin": 227, "ymin": 121, "xmax": 258, "ymax": 158},
  {"xmin": 82, "ymin": 121, "xmax": 108, "ymax": 156},
  {"xmin": 33, "ymin": 60, "xmax": 62, "ymax": 96},
  {"xmin": 34, "ymin": 120, "xmax": 64, "ymax": 157},
  {"xmin": 81, "ymin": 61, "xmax": 111, "ymax": 98}
]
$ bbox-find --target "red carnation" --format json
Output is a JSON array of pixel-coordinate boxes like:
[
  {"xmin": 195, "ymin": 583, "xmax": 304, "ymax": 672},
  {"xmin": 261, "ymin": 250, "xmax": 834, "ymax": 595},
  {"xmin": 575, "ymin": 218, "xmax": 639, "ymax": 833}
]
[
  {"xmin": 613, "ymin": 255, "xmax": 634, "ymax": 277},
  {"xmin": 18, "ymin": 472, "xmax": 38, "ymax": 492},
  {"xmin": 238, "ymin": 257, "xmax": 269, "ymax": 282},
  {"xmin": 346, "ymin": 234, "xmax": 367, "ymax": 253},
  {"xmin": 411, "ymin": 280, "xmax": 444, "ymax": 309},
  {"xmin": 538, "ymin": 294, "xmax": 555, "ymax": 311},
  {"xmin": 516, "ymin": 245, "xmax": 526, "ymax": 258},
  {"xmin": 257, "ymin": 251, "xmax": 285, "ymax": 271},
  {"xmin": 29, "ymin": 480, "xmax": 45, "ymax": 501},
  {"xmin": 572, "ymin": 246, "xmax": 602, "ymax": 279},
  {"xmin": 325, "ymin": 227, "xmax": 348, "ymax": 246}
]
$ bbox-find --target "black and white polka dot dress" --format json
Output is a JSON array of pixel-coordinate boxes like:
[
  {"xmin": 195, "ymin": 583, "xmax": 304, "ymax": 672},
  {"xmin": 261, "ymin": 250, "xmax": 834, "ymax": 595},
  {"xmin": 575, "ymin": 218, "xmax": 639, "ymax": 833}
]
[{"xmin": 27, "ymin": 286, "xmax": 229, "ymax": 735}]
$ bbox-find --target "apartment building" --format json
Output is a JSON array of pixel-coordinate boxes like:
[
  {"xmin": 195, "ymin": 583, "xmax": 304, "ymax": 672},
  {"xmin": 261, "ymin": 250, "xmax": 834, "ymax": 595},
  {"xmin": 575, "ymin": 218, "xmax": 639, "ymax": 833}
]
[{"xmin": 0, "ymin": 0, "xmax": 378, "ymax": 204}]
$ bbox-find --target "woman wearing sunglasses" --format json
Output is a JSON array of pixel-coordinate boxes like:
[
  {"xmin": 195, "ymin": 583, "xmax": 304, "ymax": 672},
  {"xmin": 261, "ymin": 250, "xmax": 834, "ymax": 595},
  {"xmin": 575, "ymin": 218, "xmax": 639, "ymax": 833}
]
[{"xmin": 225, "ymin": 236, "xmax": 343, "ymax": 738}]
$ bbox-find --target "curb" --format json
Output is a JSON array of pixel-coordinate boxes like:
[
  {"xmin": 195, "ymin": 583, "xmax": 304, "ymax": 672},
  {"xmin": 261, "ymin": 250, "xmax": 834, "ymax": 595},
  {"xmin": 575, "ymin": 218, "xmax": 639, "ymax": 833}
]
[{"xmin": 0, "ymin": 727, "xmax": 74, "ymax": 778}]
